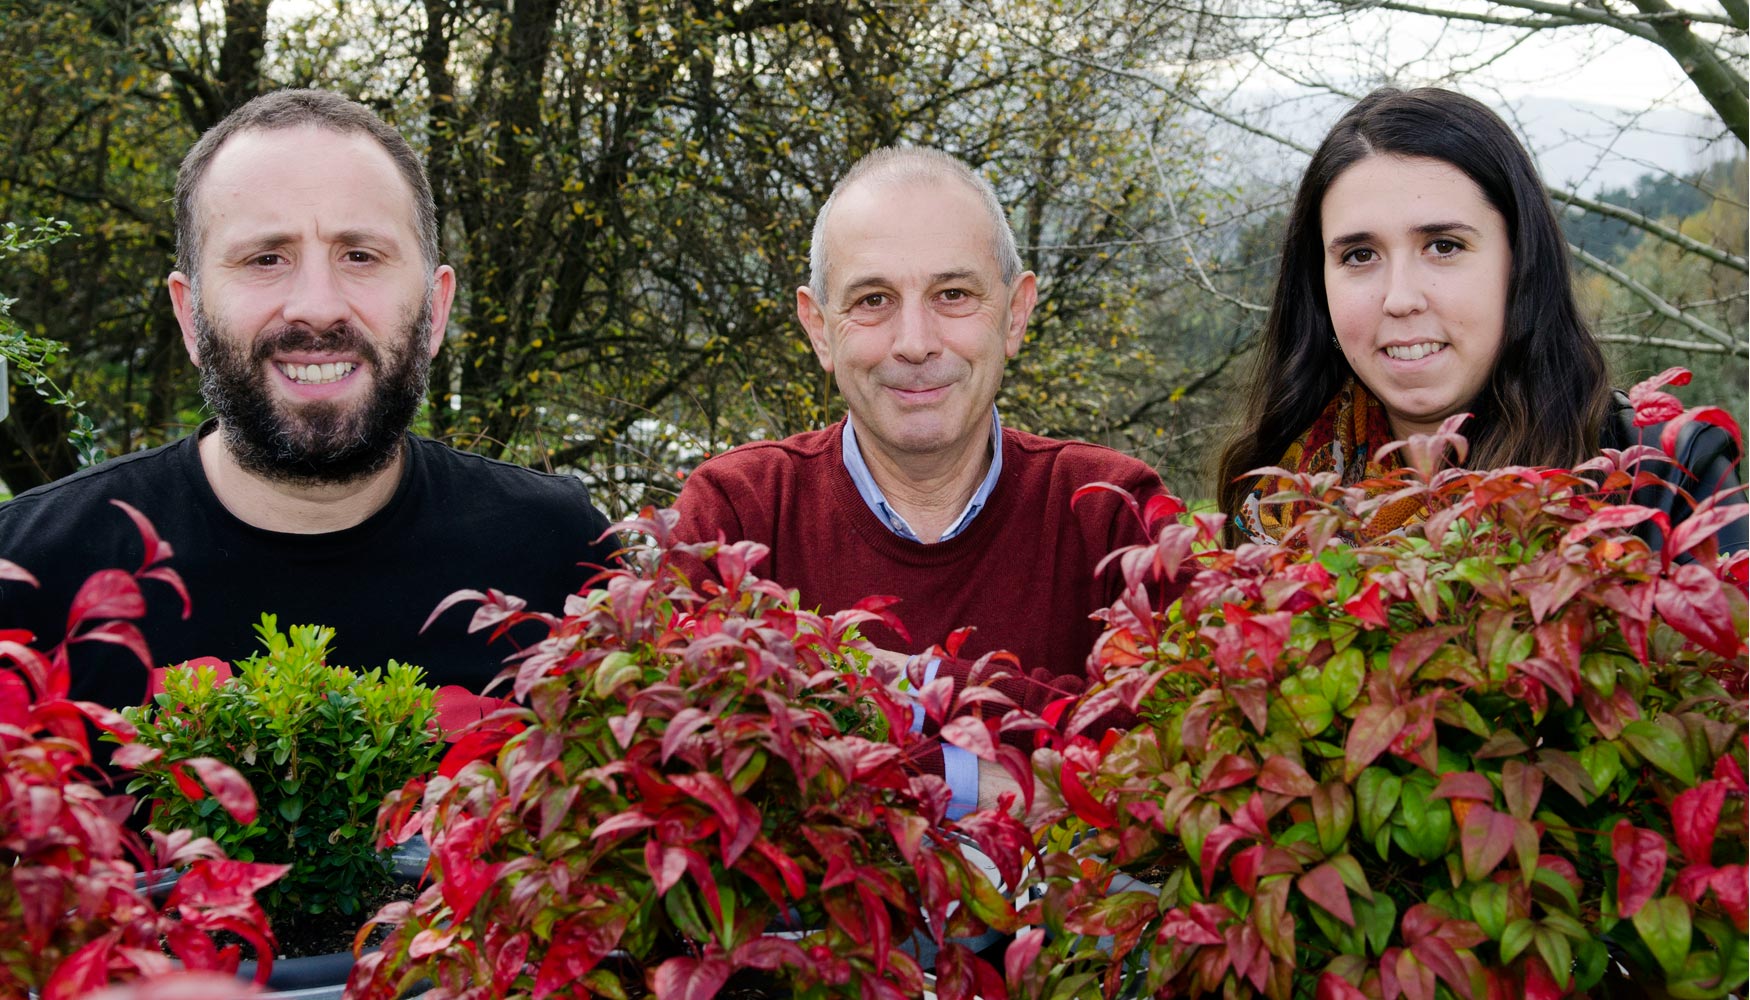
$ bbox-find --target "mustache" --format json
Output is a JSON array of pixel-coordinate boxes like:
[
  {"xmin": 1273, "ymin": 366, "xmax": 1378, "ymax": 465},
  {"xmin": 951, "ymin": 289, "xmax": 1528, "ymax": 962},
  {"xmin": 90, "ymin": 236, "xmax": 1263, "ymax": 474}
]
[{"xmin": 248, "ymin": 325, "xmax": 382, "ymax": 366}]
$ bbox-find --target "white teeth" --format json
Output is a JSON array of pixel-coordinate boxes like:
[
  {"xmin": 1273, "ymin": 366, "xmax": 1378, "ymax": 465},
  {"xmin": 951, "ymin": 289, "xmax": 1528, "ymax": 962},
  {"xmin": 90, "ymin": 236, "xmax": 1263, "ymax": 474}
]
[
  {"xmin": 1385, "ymin": 343, "xmax": 1445, "ymax": 361},
  {"xmin": 278, "ymin": 361, "xmax": 357, "ymax": 385}
]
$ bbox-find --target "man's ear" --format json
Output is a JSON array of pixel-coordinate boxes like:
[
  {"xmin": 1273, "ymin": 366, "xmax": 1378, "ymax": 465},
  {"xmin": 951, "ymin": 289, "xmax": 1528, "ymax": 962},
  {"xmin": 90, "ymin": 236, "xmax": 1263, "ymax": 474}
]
[
  {"xmin": 1004, "ymin": 271, "xmax": 1038, "ymax": 358},
  {"xmin": 168, "ymin": 271, "xmax": 202, "ymax": 366},
  {"xmin": 425, "ymin": 264, "xmax": 457, "ymax": 357},
  {"xmin": 797, "ymin": 285, "xmax": 834, "ymax": 373}
]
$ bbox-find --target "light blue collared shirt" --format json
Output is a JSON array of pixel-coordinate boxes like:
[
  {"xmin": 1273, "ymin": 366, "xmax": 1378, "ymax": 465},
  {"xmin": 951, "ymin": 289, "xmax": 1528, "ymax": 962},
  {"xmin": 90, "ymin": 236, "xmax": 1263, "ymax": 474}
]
[
  {"xmin": 843, "ymin": 408, "xmax": 1003, "ymax": 819},
  {"xmin": 840, "ymin": 408, "xmax": 1004, "ymax": 543}
]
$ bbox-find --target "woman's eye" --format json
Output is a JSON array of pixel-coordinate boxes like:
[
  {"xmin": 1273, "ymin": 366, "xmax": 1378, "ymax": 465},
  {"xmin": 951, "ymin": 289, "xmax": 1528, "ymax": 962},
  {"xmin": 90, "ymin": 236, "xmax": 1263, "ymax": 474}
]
[
  {"xmin": 1343, "ymin": 248, "xmax": 1375, "ymax": 265},
  {"xmin": 1430, "ymin": 239, "xmax": 1462, "ymax": 255}
]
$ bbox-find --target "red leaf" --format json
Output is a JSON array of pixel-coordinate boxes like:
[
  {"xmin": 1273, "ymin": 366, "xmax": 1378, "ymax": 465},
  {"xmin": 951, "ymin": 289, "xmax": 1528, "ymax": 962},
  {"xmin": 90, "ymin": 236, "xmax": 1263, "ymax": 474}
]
[
  {"xmin": 1257, "ymin": 755, "xmax": 1318, "ymax": 797},
  {"xmin": 1200, "ymin": 823, "xmax": 1251, "ymax": 894},
  {"xmin": 109, "ymin": 499, "xmax": 174, "ymax": 568},
  {"xmin": 66, "ymin": 569, "xmax": 146, "ymax": 632},
  {"xmin": 0, "ymin": 558, "xmax": 40, "ymax": 587},
  {"xmin": 651, "ymin": 952, "xmax": 732, "ymax": 1000},
  {"xmin": 1344, "ymin": 704, "xmax": 1406, "ymax": 781},
  {"xmin": 940, "ymin": 716, "xmax": 996, "ymax": 759},
  {"xmin": 1317, "ymin": 972, "xmax": 1369, "ymax": 1000},
  {"xmin": 1661, "ymin": 406, "xmax": 1743, "ymax": 459},
  {"xmin": 1627, "ymin": 367, "xmax": 1691, "ymax": 427},
  {"xmin": 534, "ymin": 914, "xmax": 630, "ymax": 998},
  {"xmin": 1672, "ymin": 781, "xmax": 1728, "ymax": 867},
  {"xmin": 1662, "ymin": 499, "xmax": 1748, "ymax": 563},
  {"xmin": 432, "ymin": 685, "xmax": 510, "ymax": 740},
  {"xmin": 67, "ymin": 620, "xmax": 155, "ymax": 671},
  {"xmin": 1005, "ymin": 927, "xmax": 1045, "ymax": 985},
  {"xmin": 1299, "ymin": 863, "xmax": 1355, "ymax": 926},
  {"xmin": 1563, "ymin": 504, "xmax": 1661, "ymax": 546},
  {"xmin": 1655, "ymin": 562, "xmax": 1741, "ymax": 658},
  {"xmin": 1200, "ymin": 753, "xmax": 1259, "ymax": 793},
  {"xmin": 1432, "ymin": 771, "xmax": 1494, "ymax": 802},
  {"xmin": 171, "ymin": 758, "xmax": 258, "ymax": 824},
  {"xmin": 1611, "ymin": 820, "xmax": 1668, "ymax": 917},
  {"xmin": 1460, "ymin": 803, "xmax": 1517, "ymax": 881},
  {"xmin": 438, "ymin": 724, "xmax": 520, "ymax": 778},
  {"xmin": 1343, "ymin": 581, "xmax": 1389, "ymax": 629},
  {"xmin": 1522, "ymin": 956, "xmax": 1562, "ymax": 1000},
  {"xmin": 1060, "ymin": 759, "xmax": 1115, "ymax": 829}
]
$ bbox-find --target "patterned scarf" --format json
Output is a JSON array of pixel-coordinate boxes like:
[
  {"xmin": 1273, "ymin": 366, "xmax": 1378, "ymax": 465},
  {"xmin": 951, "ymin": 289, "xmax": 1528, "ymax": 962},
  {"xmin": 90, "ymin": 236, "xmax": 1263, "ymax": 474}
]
[{"xmin": 1236, "ymin": 379, "xmax": 1428, "ymax": 545}]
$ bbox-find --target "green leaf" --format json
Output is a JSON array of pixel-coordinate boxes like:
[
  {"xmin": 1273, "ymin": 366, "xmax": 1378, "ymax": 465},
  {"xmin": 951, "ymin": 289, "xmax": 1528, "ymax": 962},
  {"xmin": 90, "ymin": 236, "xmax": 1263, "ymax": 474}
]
[
  {"xmin": 1500, "ymin": 918, "xmax": 1537, "ymax": 964},
  {"xmin": 1535, "ymin": 927, "xmax": 1574, "ymax": 989},
  {"xmin": 1320, "ymin": 647, "xmax": 1365, "ymax": 711},
  {"xmin": 1284, "ymin": 693, "xmax": 1335, "ymax": 737},
  {"xmin": 1471, "ymin": 882, "xmax": 1510, "ymax": 940},
  {"xmin": 1621, "ymin": 721, "xmax": 1697, "ymax": 785},
  {"xmin": 1633, "ymin": 896, "xmax": 1693, "ymax": 978},
  {"xmin": 1356, "ymin": 767, "xmax": 1401, "ymax": 841}
]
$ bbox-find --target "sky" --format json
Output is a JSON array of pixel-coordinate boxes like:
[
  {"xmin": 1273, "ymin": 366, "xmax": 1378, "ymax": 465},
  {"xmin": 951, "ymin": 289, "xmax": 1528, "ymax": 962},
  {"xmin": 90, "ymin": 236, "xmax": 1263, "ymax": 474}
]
[{"xmin": 1199, "ymin": 4, "xmax": 1740, "ymax": 191}]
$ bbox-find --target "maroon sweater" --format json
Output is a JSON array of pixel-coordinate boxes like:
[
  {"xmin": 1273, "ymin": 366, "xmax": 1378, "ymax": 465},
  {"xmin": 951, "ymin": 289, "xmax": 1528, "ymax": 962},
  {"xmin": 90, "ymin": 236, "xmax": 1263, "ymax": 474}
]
[{"xmin": 671, "ymin": 423, "xmax": 1165, "ymax": 761}]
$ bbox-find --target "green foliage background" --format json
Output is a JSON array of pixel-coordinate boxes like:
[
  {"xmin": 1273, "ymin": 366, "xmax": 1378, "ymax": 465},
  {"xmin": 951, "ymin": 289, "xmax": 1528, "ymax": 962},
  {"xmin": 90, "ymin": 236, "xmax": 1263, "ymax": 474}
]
[{"xmin": 0, "ymin": 0, "xmax": 1742, "ymax": 510}]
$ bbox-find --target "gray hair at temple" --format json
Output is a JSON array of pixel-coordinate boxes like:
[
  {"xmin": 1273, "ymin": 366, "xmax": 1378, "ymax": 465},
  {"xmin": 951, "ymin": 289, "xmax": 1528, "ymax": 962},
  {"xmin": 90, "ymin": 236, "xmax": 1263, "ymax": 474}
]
[
  {"xmin": 808, "ymin": 146, "xmax": 1024, "ymax": 303},
  {"xmin": 173, "ymin": 88, "xmax": 440, "ymax": 281}
]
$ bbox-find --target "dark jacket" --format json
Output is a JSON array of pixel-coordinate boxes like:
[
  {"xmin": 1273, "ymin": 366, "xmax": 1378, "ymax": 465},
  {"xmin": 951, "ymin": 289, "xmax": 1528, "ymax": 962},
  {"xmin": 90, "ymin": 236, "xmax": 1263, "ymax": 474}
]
[{"xmin": 1598, "ymin": 390, "xmax": 1747, "ymax": 556}]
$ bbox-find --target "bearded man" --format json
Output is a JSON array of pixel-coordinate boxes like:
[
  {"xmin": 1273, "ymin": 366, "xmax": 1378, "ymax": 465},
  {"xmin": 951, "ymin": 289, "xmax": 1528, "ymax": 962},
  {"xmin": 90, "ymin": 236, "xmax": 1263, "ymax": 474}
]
[{"xmin": 0, "ymin": 90, "xmax": 617, "ymax": 710}]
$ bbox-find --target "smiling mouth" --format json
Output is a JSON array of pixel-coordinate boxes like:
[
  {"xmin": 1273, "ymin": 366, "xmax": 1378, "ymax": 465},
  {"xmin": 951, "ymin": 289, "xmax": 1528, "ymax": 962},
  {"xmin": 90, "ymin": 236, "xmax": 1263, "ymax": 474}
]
[
  {"xmin": 1384, "ymin": 343, "xmax": 1447, "ymax": 361},
  {"xmin": 277, "ymin": 361, "xmax": 358, "ymax": 385}
]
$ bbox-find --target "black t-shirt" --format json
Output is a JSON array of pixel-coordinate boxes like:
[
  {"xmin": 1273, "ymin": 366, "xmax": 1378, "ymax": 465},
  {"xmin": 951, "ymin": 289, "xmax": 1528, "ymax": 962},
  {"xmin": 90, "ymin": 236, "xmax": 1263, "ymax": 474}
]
[{"xmin": 0, "ymin": 426, "xmax": 619, "ymax": 709}]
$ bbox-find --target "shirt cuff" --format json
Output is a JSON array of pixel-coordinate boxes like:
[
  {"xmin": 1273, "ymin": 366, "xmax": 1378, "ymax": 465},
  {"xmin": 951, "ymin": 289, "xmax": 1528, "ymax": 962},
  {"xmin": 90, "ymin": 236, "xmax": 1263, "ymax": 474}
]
[
  {"xmin": 908, "ymin": 656, "xmax": 943, "ymax": 733},
  {"xmin": 943, "ymin": 745, "xmax": 979, "ymax": 820}
]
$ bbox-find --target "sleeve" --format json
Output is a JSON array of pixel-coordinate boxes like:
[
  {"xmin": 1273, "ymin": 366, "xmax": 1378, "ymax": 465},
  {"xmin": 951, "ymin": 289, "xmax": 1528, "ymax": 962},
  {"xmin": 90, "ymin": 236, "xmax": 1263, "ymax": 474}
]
[
  {"xmin": 1676, "ymin": 424, "xmax": 1747, "ymax": 556},
  {"xmin": 670, "ymin": 461, "xmax": 748, "ymax": 546}
]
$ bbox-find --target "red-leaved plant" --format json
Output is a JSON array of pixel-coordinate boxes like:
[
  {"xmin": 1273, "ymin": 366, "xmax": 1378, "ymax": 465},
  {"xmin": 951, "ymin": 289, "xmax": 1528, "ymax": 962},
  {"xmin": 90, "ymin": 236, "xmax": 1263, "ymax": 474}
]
[
  {"xmin": 350, "ymin": 508, "xmax": 1042, "ymax": 1000},
  {"xmin": 1, "ymin": 500, "xmax": 285, "ymax": 998},
  {"xmin": 1012, "ymin": 369, "xmax": 1747, "ymax": 999}
]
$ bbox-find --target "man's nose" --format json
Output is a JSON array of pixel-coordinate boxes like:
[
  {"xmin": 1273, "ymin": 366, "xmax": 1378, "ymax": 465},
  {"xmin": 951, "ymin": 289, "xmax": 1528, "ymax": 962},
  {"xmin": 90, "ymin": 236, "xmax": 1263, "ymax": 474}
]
[
  {"xmin": 280, "ymin": 259, "xmax": 351, "ymax": 331},
  {"xmin": 890, "ymin": 298, "xmax": 942, "ymax": 363},
  {"xmin": 1381, "ymin": 257, "xmax": 1428, "ymax": 318}
]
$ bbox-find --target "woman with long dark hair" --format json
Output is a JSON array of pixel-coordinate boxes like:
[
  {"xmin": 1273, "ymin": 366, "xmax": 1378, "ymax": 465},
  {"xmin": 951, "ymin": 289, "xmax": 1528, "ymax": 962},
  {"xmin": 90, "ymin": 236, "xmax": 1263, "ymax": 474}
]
[{"xmin": 1218, "ymin": 86, "xmax": 1741, "ymax": 552}]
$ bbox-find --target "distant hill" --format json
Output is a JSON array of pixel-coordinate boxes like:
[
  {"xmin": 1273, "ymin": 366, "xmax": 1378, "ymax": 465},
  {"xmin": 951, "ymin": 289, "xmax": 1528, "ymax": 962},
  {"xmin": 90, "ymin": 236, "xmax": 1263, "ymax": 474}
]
[{"xmin": 1202, "ymin": 90, "xmax": 1734, "ymax": 197}]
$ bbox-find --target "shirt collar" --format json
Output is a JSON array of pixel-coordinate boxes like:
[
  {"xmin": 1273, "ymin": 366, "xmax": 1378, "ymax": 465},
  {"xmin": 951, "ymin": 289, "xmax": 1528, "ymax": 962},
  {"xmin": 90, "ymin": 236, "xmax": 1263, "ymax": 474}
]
[{"xmin": 841, "ymin": 407, "xmax": 1004, "ymax": 543}]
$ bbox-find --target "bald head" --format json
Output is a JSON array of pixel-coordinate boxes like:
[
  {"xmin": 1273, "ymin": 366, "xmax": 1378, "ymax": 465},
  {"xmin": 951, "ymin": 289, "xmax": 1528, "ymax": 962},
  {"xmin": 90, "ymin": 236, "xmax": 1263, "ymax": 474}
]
[{"xmin": 808, "ymin": 147, "xmax": 1023, "ymax": 302}]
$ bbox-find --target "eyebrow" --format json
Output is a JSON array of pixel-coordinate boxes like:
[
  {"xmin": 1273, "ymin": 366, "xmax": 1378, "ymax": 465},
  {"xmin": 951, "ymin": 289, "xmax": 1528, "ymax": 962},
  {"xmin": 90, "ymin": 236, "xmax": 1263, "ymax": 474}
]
[
  {"xmin": 219, "ymin": 228, "xmax": 405, "ymax": 259},
  {"xmin": 1326, "ymin": 222, "xmax": 1483, "ymax": 253},
  {"xmin": 837, "ymin": 269, "xmax": 985, "ymax": 304}
]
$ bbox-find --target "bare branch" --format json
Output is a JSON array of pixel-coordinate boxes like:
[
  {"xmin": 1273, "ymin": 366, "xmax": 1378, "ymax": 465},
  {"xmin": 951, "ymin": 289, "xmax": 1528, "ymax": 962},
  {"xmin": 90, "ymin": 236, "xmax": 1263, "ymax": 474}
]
[
  {"xmin": 1550, "ymin": 185, "xmax": 1749, "ymax": 273},
  {"xmin": 1569, "ymin": 243, "xmax": 1745, "ymax": 355},
  {"xmin": 1594, "ymin": 333, "xmax": 1744, "ymax": 354}
]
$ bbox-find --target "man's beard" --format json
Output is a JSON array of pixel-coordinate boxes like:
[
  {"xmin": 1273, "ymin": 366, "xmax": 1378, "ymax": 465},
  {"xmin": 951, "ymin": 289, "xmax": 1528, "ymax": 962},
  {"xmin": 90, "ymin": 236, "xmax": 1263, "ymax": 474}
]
[{"xmin": 194, "ymin": 301, "xmax": 434, "ymax": 487}]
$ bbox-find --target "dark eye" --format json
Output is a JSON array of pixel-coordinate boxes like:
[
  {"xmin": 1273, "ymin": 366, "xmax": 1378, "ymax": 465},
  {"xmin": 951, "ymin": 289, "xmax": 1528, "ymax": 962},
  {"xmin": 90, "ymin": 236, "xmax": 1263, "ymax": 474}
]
[
  {"xmin": 1430, "ymin": 239, "xmax": 1462, "ymax": 255},
  {"xmin": 941, "ymin": 288, "xmax": 966, "ymax": 301},
  {"xmin": 1342, "ymin": 248, "xmax": 1376, "ymax": 265},
  {"xmin": 859, "ymin": 293, "xmax": 888, "ymax": 308},
  {"xmin": 251, "ymin": 253, "xmax": 284, "ymax": 266},
  {"xmin": 344, "ymin": 250, "xmax": 377, "ymax": 263}
]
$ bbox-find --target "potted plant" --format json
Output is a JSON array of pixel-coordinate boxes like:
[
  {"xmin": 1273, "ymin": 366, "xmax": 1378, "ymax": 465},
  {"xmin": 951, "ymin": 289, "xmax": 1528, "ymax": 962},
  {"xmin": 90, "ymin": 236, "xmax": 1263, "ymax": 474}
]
[
  {"xmin": 348, "ymin": 509, "xmax": 1043, "ymax": 1000},
  {"xmin": 1, "ymin": 501, "xmax": 283, "ymax": 998},
  {"xmin": 1013, "ymin": 371, "xmax": 1746, "ymax": 999},
  {"xmin": 121, "ymin": 613, "xmax": 441, "ymax": 996}
]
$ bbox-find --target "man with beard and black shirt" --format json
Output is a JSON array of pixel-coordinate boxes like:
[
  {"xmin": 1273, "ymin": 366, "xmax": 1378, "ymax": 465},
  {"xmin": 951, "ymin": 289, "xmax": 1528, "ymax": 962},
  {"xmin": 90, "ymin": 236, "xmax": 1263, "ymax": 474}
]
[{"xmin": 0, "ymin": 90, "xmax": 618, "ymax": 711}]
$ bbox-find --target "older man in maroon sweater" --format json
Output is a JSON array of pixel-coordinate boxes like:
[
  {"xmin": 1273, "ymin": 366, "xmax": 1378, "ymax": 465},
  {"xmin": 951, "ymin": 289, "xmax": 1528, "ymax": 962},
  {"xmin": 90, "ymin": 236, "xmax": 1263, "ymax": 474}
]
[{"xmin": 672, "ymin": 147, "xmax": 1167, "ymax": 816}]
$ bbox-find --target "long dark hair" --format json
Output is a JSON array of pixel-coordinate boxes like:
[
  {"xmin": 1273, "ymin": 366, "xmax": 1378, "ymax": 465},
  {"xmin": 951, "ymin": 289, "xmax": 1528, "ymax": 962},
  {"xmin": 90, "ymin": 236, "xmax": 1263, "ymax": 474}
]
[{"xmin": 1216, "ymin": 87, "xmax": 1611, "ymax": 534}]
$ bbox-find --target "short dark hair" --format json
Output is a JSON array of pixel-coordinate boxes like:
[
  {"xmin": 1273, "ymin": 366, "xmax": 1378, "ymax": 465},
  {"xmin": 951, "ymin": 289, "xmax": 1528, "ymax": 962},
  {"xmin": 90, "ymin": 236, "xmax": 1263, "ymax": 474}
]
[
  {"xmin": 1217, "ymin": 86, "xmax": 1611, "ymax": 532},
  {"xmin": 173, "ymin": 89, "xmax": 439, "ymax": 277}
]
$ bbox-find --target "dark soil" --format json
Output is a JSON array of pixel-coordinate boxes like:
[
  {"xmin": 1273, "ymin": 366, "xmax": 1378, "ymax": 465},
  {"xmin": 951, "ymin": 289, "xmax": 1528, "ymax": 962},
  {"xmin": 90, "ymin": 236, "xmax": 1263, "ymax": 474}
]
[{"xmin": 266, "ymin": 878, "xmax": 419, "ymax": 960}]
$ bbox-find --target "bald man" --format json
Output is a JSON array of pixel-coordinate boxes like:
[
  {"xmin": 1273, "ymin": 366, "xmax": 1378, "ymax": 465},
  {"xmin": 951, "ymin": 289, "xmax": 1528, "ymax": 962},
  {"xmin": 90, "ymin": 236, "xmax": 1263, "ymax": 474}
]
[{"xmin": 672, "ymin": 147, "xmax": 1169, "ymax": 815}]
